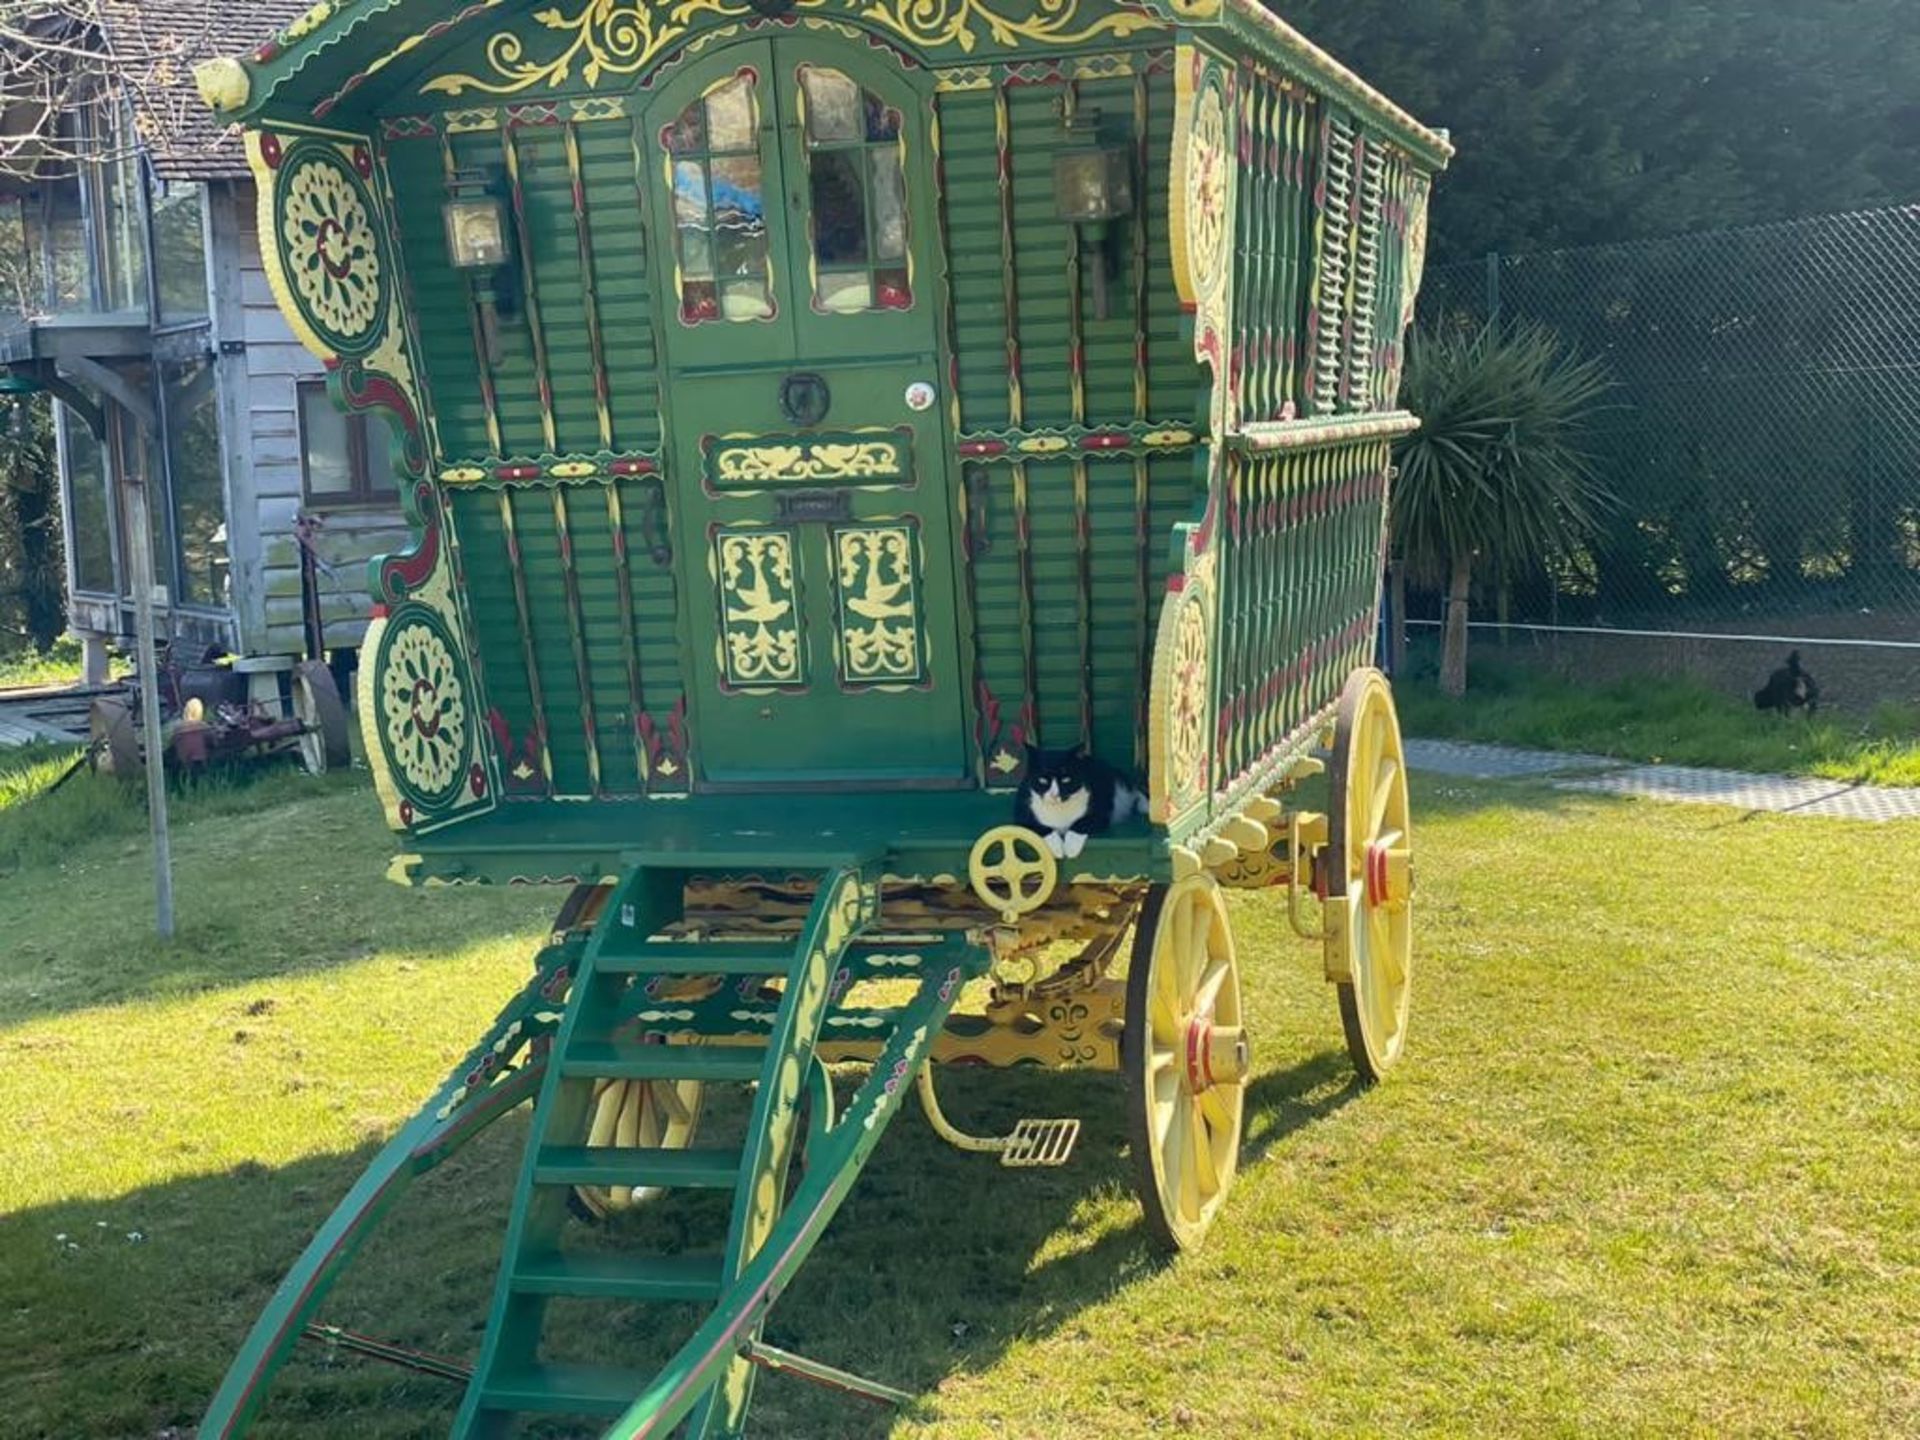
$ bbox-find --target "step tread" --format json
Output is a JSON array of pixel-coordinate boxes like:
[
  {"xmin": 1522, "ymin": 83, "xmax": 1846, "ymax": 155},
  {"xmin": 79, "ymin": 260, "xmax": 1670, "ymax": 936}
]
[
  {"xmin": 597, "ymin": 941, "xmax": 797, "ymax": 977},
  {"xmin": 534, "ymin": 1144, "xmax": 741, "ymax": 1189},
  {"xmin": 513, "ymin": 1251, "xmax": 726, "ymax": 1301},
  {"xmin": 482, "ymin": 1361, "xmax": 647, "ymax": 1415},
  {"xmin": 560, "ymin": 1040, "xmax": 767, "ymax": 1083}
]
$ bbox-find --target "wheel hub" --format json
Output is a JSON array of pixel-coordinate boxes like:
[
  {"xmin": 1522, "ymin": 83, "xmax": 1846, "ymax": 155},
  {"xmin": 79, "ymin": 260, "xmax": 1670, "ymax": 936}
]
[
  {"xmin": 1183, "ymin": 1014, "xmax": 1249, "ymax": 1093},
  {"xmin": 1364, "ymin": 840, "xmax": 1411, "ymax": 910}
]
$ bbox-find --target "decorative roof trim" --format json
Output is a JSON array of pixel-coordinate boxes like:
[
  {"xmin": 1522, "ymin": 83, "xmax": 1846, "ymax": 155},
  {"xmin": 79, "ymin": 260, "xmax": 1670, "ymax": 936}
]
[{"xmin": 198, "ymin": 0, "xmax": 1449, "ymax": 170}]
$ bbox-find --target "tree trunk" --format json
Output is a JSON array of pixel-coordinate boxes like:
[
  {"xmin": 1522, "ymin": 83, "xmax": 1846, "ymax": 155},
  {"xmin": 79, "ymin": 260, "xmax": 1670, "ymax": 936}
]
[
  {"xmin": 1388, "ymin": 561, "xmax": 1408, "ymax": 676},
  {"xmin": 1440, "ymin": 552, "xmax": 1472, "ymax": 698},
  {"xmin": 1496, "ymin": 577, "xmax": 1511, "ymax": 648}
]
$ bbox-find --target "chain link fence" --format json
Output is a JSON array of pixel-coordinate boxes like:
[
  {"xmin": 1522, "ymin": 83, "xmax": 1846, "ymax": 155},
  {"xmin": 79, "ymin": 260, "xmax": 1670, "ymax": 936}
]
[{"xmin": 1412, "ymin": 204, "xmax": 1920, "ymax": 709}]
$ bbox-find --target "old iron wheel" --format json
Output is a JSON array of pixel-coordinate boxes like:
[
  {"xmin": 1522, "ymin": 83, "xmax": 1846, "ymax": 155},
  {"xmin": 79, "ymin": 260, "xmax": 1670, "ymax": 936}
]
[
  {"xmin": 1122, "ymin": 875, "xmax": 1248, "ymax": 1253},
  {"xmin": 291, "ymin": 661, "xmax": 351, "ymax": 776},
  {"xmin": 88, "ymin": 695, "xmax": 143, "ymax": 779},
  {"xmin": 1328, "ymin": 667, "xmax": 1413, "ymax": 1082}
]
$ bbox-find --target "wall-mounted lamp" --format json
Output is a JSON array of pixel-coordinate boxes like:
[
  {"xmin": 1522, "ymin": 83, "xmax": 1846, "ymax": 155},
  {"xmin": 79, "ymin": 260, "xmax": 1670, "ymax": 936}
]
[
  {"xmin": 1053, "ymin": 108, "xmax": 1135, "ymax": 321},
  {"xmin": 444, "ymin": 193, "xmax": 510, "ymax": 271},
  {"xmin": 444, "ymin": 166, "xmax": 522, "ymax": 363}
]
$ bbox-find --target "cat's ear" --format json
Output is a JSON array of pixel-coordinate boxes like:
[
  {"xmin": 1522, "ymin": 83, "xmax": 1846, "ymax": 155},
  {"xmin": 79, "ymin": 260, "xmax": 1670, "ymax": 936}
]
[{"xmin": 1023, "ymin": 742, "xmax": 1040, "ymax": 761}]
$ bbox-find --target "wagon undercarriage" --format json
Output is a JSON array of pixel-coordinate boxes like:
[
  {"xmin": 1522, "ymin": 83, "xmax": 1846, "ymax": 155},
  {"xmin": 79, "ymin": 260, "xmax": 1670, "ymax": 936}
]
[{"xmin": 201, "ymin": 666, "xmax": 1414, "ymax": 1438}]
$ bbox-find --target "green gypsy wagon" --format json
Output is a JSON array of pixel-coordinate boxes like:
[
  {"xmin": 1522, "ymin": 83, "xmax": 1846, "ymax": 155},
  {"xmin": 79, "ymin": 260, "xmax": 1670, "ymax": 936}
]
[{"xmin": 193, "ymin": 0, "xmax": 1447, "ymax": 1432}]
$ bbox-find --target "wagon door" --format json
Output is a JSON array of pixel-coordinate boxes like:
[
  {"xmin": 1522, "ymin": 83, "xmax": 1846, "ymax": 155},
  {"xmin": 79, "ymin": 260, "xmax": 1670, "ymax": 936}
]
[{"xmin": 645, "ymin": 39, "xmax": 967, "ymax": 787}]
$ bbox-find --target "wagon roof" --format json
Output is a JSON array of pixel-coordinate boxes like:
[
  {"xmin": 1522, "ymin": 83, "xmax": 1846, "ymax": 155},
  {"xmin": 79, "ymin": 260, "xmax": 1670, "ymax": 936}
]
[{"xmin": 196, "ymin": 0, "xmax": 1450, "ymax": 169}]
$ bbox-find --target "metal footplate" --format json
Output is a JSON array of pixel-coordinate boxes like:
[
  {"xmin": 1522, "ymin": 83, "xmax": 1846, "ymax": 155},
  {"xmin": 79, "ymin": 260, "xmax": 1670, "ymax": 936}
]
[
  {"xmin": 999, "ymin": 1117, "xmax": 1081, "ymax": 1169},
  {"xmin": 915, "ymin": 1065, "xmax": 1081, "ymax": 1168}
]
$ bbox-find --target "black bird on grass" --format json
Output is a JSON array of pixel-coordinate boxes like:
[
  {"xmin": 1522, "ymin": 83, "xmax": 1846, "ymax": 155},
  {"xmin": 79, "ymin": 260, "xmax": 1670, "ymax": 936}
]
[{"xmin": 1754, "ymin": 651, "xmax": 1820, "ymax": 716}]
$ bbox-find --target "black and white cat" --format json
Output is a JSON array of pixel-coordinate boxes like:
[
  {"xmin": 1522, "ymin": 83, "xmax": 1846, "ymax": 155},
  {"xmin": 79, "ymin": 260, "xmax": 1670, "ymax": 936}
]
[{"xmin": 1015, "ymin": 744, "xmax": 1147, "ymax": 859}]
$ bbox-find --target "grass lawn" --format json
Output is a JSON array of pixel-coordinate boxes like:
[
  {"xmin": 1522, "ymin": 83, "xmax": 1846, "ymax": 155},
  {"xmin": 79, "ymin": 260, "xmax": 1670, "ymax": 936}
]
[
  {"xmin": 0, "ymin": 637, "xmax": 117, "ymax": 692},
  {"xmin": 1, "ymin": 758, "xmax": 1916, "ymax": 1438},
  {"xmin": 1397, "ymin": 653, "xmax": 1920, "ymax": 787}
]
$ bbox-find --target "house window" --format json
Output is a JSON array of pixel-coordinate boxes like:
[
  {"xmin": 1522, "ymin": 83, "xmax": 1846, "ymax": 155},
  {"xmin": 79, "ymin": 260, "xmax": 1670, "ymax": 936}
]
[
  {"xmin": 299, "ymin": 380, "xmax": 398, "ymax": 507},
  {"xmin": 166, "ymin": 357, "xmax": 228, "ymax": 607},
  {"xmin": 61, "ymin": 409, "xmax": 114, "ymax": 594},
  {"xmin": 152, "ymin": 183, "xmax": 209, "ymax": 323}
]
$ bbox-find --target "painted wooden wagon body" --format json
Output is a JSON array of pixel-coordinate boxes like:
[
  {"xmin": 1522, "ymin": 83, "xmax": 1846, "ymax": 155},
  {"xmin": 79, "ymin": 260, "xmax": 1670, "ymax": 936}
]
[{"xmin": 194, "ymin": 0, "xmax": 1447, "ymax": 1433}]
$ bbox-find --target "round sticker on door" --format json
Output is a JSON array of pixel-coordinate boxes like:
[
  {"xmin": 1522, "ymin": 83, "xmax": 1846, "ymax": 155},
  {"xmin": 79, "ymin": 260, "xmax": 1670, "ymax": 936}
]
[{"xmin": 904, "ymin": 381, "xmax": 937, "ymax": 413}]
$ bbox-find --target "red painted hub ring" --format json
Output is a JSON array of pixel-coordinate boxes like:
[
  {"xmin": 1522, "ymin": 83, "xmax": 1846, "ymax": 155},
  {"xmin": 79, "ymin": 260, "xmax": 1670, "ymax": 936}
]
[
  {"xmin": 1184, "ymin": 1015, "xmax": 1216, "ymax": 1093},
  {"xmin": 1365, "ymin": 841, "xmax": 1391, "ymax": 907}
]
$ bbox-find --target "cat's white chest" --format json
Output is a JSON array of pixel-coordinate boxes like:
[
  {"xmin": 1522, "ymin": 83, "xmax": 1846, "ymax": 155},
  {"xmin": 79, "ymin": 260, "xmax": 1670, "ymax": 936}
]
[{"xmin": 1031, "ymin": 788, "xmax": 1090, "ymax": 832}]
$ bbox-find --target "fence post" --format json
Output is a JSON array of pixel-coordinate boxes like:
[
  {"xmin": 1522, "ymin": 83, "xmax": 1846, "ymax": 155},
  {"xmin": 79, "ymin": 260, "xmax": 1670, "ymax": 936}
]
[{"xmin": 1485, "ymin": 250, "xmax": 1501, "ymax": 322}]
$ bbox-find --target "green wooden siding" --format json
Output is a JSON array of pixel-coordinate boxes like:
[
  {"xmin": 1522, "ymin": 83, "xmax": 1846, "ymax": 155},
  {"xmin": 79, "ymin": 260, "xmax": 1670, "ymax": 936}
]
[
  {"xmin": 447, "ymin": 479, "xmax": 685, "ymax": 798},
  {"xmin": 383, "ymin": 138, "xmax": 497, "ymax": 458},
  {"xmin": 938, "ymin": 65, "xmax": 1193, "ymax": 433},
  {"xmin": 584, "ymin": 124, "xmax": 663, "ymax": 452}
]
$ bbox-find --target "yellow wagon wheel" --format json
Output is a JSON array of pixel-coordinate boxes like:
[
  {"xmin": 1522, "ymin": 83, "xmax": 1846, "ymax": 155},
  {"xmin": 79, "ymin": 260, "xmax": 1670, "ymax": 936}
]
[
  {"xmin": 572, "ymin": 1050, "xmax": 705, "ymax": 1219},
  {"xmin": 1327, "ymin": 667, "xmax": 1414, "ymax": 1082},
  {"xmin": 1122, "ymin": 875, "xmax": 1250, "ymax": 1253}
]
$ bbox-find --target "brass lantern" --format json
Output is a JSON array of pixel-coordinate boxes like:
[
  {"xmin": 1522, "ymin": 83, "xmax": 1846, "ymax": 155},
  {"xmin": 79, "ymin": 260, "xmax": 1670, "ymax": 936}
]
[
  {"xmin": 443, "ymin": 193, "xmax": 510, "ymax": 271},
  {"xmin": 1052, "ymin": 132, "xmax": 1134, "ymax": 226},
  {"xmin": 443, "ymin": 167, "xmax": 521, "ymax": 360},
  {"xmin": 1052, "ymin": 111, "xmax": 1135, "ymax": 319}
]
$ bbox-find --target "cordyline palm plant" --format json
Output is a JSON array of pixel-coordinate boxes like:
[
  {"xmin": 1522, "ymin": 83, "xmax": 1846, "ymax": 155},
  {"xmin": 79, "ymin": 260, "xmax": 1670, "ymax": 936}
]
[{"xmin": 1391, "ymin": 320, "xmax": 1613, "ymax": 696}]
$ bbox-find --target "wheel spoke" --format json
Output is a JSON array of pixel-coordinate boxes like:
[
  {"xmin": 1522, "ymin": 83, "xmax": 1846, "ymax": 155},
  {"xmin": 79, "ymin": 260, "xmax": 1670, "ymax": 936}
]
[
  {"xmin": 654, "ymin": 1078, "xmax": 694, "ymax": 1127},
  {"xmin": 1194, "ymin": 955, "xmax": 1232, "ymax": 1016},
  {"xmin": 1152, "ymin": 946, "xmax": 1183, "ymax": 1036},
  {"xmin": 1179, "ymin": 898, "xmax": 1210, "ymax": 997},
  {"xmin": 1368, "ymin": 908, "xmax": 1400, "ymax": 988},
  {"xmin": 1198, "ymin": 1084, "xmax": 1234, "ymax": 1133},
  {"xmin": 1189, "ymin": 1103, "xmax": 1221, "ymax": 1199},
  {"xmin": 1348, "ymin": 891, "xmax": 1372, "ymax": 990},
  {"xmin": 1169, "ymin": 1104, "xmax": 1201, "ymax": 1220},
  {"xmin": 1153, "ymin": 1064, "xmax": 1181, "ymax": 1115},
  {"xmin": 1373, "ymin": 960, "xmax": 1399, "ymax": 1045},
  {"xmin": 1369, "ymin": 757, "xmax": 1399, "ymax": 834}
]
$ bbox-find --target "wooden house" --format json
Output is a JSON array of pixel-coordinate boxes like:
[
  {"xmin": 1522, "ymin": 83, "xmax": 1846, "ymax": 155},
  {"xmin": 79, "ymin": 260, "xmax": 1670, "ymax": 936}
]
[{"xmin": 0, "ymin": 0, "xmax": 409, "ymax": 693}]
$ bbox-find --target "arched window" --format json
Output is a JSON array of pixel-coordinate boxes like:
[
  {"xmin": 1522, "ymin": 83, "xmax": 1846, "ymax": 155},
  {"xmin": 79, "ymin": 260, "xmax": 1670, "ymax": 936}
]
[
  {"xmin": 663, "ymin": 69, "xmax": 775, "ymax": 324},
  {"xmin": 797, "ymin": 65, "xmax": 911, "ymax": 314}
]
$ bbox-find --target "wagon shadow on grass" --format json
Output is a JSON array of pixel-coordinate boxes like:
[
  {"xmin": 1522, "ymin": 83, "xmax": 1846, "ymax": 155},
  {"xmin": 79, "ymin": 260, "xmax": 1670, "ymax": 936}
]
[{"xmin": 0, "ymin": 1051, "xmax": 1355, "ymax": 1438}]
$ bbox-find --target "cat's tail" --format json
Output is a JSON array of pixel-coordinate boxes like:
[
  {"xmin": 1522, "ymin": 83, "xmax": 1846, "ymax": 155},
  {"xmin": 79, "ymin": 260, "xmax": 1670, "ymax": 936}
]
[{"xmin": 1116, "ymin": 783, "xmax": 1149, "ymax": 824}]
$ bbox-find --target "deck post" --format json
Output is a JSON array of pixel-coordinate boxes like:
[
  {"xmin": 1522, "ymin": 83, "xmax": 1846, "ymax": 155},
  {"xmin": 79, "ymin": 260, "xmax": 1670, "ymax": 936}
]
[{"xmin": 120, "ymin": 467, "xmax": 175, "ymax": 939}]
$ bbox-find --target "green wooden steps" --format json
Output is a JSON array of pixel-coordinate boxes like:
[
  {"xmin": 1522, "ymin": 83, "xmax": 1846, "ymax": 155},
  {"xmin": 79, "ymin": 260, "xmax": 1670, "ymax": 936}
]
[
  {"xmin": 530, "ymin": 1146, "xmax": 741, "ymax": 1190},
  {"xmin": 594, "ymin": 942, "xmax": 797, "ymax": 976},
  {"xmin": 452, "ymin": 861, "xmax": 894, "ymax": 1440},
  {"xmin": 556, "ymin": 1041, "xmax": 767, "ymax": 1083},
  {"xmin": 482, "ymin": 1364, "xmax": 649, "ymax": 1417},
  {"xmin": 511, "ymin": 1253, "xmax": 726, "ymax": 1303}
]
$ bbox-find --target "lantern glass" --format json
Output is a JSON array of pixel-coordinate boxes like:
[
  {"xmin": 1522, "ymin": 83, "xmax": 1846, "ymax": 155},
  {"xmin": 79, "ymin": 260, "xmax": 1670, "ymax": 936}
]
[
  {"xmin": 1053, "ymin": 145, "xmax": 1133, "ymax": 225},
  {"xmin": 444, "ymin": 196, "xmax": 509, "ymax": 270}
]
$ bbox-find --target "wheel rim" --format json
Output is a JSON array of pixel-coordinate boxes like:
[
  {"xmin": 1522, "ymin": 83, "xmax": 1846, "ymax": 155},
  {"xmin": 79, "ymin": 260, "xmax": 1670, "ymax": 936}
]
[
  {"xmin": 1334, "ymin": 672, "xmax": 1412, "ymax": 1079},
  {"xmin": 1135, "ymin": 875, "xmax": 1246, "ymax": 1250}
]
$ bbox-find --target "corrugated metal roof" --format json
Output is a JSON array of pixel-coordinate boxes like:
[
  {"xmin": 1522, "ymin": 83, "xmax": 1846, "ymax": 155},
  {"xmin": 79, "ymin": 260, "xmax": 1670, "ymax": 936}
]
[{"xmin": 97, "ymin": 0, "xmax": 315, "ymax": 181}]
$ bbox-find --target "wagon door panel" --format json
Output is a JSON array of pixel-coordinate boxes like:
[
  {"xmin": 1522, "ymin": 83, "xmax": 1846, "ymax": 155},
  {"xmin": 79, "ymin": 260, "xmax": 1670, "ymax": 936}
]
[{"xmin": 646, "ymin": 40, "xmax": 967, "ymax": 787}]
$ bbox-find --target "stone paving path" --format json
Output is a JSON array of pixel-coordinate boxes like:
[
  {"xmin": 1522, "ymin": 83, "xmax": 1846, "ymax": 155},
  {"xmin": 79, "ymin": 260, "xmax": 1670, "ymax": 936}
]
[{"xmin": 1405, "ymin": 738, "xmax": 1920, "ymax": 823}]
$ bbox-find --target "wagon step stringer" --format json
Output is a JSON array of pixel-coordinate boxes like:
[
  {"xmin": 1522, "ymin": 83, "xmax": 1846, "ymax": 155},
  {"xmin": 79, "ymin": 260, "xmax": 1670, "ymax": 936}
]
[{"xmin": 452, "ymin": 859, "xmax": 988, "ymax": 1440}]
